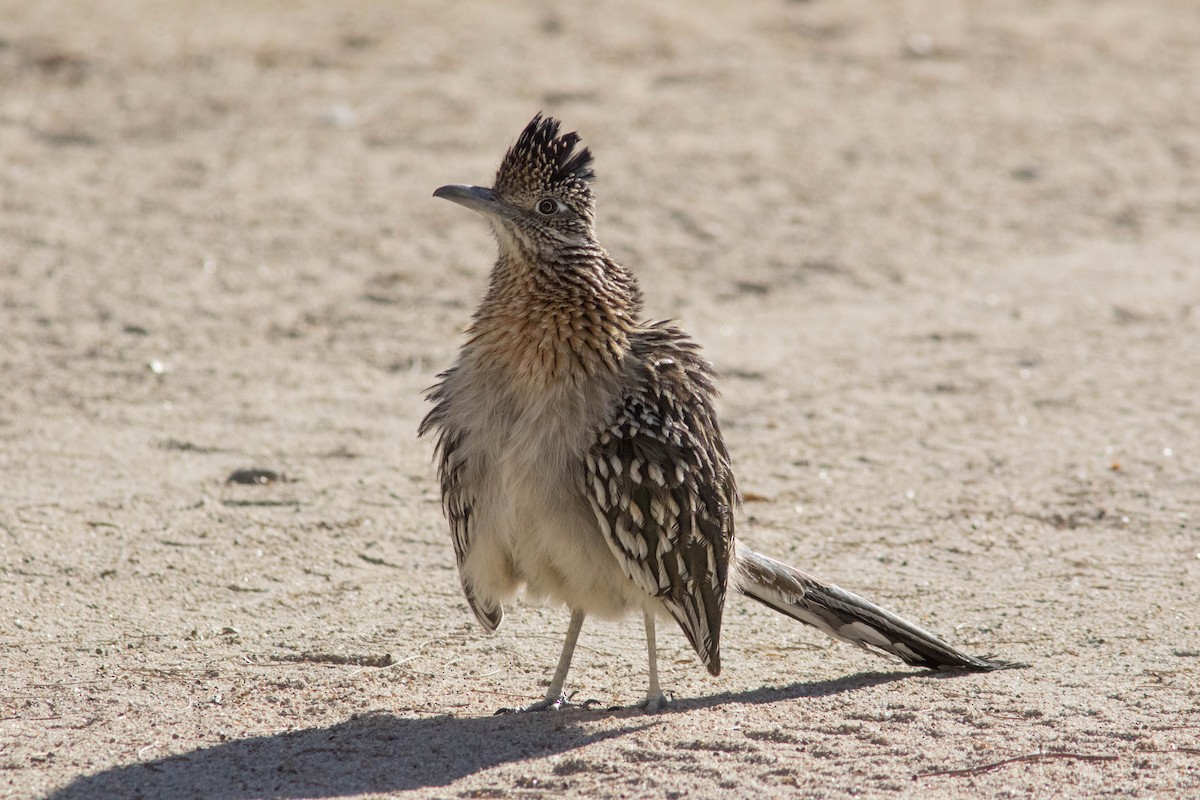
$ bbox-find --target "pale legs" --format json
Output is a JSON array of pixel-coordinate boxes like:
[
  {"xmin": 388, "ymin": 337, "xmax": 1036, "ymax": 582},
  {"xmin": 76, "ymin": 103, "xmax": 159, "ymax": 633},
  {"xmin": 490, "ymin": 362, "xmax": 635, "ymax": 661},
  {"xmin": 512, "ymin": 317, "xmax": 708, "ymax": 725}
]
[
  {"xmin": 642, "ymin": 611, "xmax": 668, "ymax": 711},
  {"xmin": 502, "ymin": 610, "xmax": 585, "ymax": 713},
  {"xmin": 501, "ymin": 608, "xmax": 668, "ymax": 713}
]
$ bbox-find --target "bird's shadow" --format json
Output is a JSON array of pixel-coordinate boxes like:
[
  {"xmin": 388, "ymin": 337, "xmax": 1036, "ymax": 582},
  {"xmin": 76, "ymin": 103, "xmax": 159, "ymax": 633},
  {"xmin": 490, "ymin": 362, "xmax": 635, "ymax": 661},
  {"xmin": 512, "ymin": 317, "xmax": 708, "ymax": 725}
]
[{"xmin": 45, "ymin": 670, "xmax": 936, "ymax": 799}]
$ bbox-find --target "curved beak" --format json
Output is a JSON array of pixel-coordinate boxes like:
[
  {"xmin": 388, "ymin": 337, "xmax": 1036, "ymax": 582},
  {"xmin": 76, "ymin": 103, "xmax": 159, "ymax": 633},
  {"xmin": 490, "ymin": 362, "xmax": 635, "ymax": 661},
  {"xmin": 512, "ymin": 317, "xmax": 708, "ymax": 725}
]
[{"xmin": 433, "ymin": 184, "xmax": 511, "ymax": 220}]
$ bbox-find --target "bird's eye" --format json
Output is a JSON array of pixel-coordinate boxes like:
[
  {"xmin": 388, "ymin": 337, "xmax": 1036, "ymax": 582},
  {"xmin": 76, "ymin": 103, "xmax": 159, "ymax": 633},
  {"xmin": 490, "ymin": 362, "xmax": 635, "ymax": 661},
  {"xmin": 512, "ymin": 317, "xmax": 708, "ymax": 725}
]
[{"xmin": 536, "ymin": 198, "xmax": 561, "ymax": 215}]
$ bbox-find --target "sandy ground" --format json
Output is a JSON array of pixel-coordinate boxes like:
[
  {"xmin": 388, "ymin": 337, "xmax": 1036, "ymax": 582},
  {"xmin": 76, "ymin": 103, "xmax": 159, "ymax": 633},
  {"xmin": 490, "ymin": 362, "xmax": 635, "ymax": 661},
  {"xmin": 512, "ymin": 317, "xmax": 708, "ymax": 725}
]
[{"xmin": 2, "ymin": 1, "xmax": 1199, "ymax": 798}]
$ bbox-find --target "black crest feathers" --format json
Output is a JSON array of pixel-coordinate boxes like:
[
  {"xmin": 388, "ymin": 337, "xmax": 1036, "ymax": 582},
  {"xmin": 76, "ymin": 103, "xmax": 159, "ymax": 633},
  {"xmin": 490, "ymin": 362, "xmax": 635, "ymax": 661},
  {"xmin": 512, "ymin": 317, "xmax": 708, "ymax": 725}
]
[{"xmin": 496, "ymin": 113, "xmax": 595, "ymax": 197}]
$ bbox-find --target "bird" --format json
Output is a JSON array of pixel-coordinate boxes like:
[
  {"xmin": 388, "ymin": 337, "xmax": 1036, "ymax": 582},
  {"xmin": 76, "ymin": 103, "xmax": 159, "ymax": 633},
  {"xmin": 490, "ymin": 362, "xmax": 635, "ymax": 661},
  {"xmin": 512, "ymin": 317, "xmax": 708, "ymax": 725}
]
[{"xmin": 419, "ymin": 113, "xmax": 1011, "ymax": 712}]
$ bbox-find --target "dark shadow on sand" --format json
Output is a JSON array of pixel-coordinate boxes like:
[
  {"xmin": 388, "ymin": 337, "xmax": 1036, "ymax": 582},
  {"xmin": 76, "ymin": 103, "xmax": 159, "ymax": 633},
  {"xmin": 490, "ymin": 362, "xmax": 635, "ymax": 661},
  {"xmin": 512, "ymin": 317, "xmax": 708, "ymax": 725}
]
[{"xmin": 45, "ymin": 670, "xmax": 941, "ymax": 799}]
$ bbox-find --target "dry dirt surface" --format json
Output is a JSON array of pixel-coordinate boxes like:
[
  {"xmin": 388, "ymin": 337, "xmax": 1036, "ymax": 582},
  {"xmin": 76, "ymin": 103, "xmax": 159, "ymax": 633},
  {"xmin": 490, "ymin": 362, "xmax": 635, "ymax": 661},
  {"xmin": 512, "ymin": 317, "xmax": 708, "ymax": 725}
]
[{"xmin": 3, "ymin": 1, "xmax": 1199, "ymax": 798}]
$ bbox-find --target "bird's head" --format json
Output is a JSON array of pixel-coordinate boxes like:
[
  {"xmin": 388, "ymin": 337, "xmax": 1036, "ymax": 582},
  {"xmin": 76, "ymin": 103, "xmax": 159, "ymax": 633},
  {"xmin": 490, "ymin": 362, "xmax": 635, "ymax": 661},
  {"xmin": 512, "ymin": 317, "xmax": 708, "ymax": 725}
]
[{"xmin": 434, "ymin": 114, "xmax": 597, "ymax": 258}]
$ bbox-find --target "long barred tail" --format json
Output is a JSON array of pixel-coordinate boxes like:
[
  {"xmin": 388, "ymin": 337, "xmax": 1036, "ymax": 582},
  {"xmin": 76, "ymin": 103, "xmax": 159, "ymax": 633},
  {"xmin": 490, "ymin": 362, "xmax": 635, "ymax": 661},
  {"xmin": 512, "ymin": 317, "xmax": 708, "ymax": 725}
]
[{"xmin": 735, "ymin": 544, "xmax": 1014, "ymax": 671}]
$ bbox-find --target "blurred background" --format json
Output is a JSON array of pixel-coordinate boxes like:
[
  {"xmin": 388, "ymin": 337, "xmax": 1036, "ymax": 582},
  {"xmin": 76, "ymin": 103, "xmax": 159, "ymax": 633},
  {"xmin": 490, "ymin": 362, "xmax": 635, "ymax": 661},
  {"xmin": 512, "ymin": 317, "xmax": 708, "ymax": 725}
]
[{"xmin": 2, "ymin": 2, "xmax": 1198, "ymax": 798}]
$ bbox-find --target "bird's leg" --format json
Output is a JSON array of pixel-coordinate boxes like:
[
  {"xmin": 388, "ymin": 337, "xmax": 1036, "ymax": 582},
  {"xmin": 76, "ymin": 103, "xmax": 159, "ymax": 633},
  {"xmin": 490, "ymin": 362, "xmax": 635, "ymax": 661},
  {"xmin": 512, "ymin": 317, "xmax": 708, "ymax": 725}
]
[
  {"xmin": 499, "ymin": 609, "xmax": 585, "ymax": 713},
  {"xmin": 541, "ymin": 609, "xmax": 585, "ymax": 705},
  {"xmin": 640, "ymin": 611, "xmax": 669, "ymax": 712}
]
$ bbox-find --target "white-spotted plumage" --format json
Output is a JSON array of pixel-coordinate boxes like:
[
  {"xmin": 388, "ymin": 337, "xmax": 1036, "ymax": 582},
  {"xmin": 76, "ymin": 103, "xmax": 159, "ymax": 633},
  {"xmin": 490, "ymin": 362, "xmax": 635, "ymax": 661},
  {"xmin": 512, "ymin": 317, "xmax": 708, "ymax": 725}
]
[{"xmin": 579, "ymin": 321, "xmax": 736, "ymax": 675}]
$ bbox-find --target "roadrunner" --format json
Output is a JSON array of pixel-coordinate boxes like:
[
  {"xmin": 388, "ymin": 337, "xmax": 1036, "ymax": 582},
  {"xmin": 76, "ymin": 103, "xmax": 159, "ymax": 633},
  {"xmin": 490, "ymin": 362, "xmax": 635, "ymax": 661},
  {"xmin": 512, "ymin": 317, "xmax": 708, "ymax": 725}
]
[{"xmin": 421, "ymin": 114, "xmax": 1008, "ymax": 711}]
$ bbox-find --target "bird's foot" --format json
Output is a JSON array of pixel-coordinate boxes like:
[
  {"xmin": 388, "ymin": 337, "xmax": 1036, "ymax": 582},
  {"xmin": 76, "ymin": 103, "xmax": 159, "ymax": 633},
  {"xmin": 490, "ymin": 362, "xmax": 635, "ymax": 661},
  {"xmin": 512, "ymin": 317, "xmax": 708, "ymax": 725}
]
[
  {"xmin": 494, "ymin": 691, "xmax": 600, "ymax": 715},
  {"xmin": 494, "ymin": 694, "xmax": 563, "ymax": 715},
  {"xmin": 639, "ymin": 691, "xmax": 670, "ymax": 714}
]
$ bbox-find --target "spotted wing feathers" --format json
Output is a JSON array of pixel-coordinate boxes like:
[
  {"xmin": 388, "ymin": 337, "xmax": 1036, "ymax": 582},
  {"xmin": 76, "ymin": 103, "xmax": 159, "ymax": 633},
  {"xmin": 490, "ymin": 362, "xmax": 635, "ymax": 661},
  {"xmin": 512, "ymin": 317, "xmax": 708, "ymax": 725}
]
[{"xmin": 584, "ymin": 323, "xmax": 737, "ymax": 675}]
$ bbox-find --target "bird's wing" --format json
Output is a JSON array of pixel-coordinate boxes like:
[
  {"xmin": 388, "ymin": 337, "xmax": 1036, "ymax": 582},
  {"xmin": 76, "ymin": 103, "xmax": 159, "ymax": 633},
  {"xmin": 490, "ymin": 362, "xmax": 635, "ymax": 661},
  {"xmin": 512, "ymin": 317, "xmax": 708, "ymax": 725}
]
[
  {"xmin": 420, "ymin": 371, "xmax": 503, "ymax": 632},
  {"xmin": 583, "ymin": 323, "xmax": 737, "ymax": 675}
]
